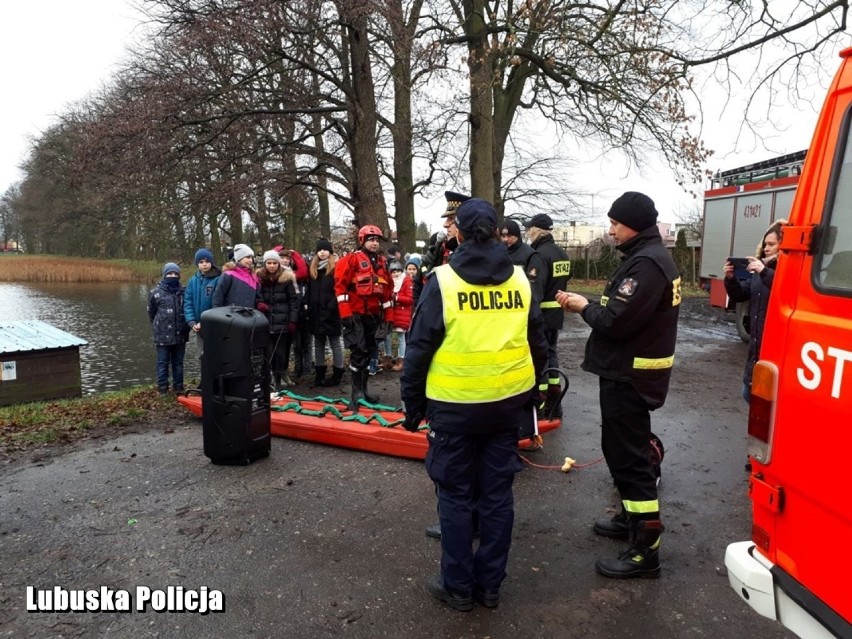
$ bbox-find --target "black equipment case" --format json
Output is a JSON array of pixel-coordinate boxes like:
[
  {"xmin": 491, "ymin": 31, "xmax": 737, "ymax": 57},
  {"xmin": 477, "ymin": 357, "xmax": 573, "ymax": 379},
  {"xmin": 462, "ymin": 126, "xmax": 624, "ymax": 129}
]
[{"xmin": 199, "ymin": 306, "xmax": 271, "ymax": 464}]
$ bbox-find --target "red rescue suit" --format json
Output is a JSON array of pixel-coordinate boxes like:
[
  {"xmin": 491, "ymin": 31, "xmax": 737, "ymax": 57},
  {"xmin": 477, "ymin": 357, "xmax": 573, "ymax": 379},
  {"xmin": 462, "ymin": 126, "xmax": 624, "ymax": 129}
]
[{"xmin": 334, "ymin": 249, "xmax": 393, "ymax": 319}]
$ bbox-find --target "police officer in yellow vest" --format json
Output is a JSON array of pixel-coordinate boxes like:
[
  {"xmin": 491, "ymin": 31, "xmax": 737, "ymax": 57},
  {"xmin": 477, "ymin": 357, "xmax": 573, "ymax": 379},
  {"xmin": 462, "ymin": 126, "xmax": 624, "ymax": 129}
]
[
  {"xmin": 557, "ymin": 192, "xmax": 680, "ymax": 579},
  {"xmin": 522, "ymin": 213, "xmax": 571, "ymax": 418},
  {"xmin": 401, "ymin": 198, "xmax": 548, "ymax": 611}
]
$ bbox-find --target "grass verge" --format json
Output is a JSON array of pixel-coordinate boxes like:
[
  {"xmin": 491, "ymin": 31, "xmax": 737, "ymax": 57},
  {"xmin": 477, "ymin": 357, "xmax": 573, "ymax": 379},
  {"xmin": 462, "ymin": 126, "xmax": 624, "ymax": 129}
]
[{"xmin": 0, "ymin": 386, "xmax": 187, "ymax": 454}]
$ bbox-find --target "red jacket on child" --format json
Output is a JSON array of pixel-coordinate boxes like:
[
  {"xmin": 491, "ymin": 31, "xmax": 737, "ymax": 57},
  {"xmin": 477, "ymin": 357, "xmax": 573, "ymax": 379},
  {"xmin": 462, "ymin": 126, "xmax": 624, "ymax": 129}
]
[{"xmin": 390, "ymin": 275, "xmax": 414, "ymax": 331}]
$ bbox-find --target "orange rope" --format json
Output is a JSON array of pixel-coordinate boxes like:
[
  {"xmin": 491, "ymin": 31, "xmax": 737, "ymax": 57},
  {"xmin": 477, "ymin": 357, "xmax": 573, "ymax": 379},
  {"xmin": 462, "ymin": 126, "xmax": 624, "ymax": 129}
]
[{"xmin": 519, "ymin": 454, "xmax": 606, "ymax": 472}]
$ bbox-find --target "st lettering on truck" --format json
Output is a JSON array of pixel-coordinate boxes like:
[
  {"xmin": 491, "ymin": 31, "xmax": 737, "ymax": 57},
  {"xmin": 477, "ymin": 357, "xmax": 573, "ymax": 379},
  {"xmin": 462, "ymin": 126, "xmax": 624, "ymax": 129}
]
[
  {"xmin": 700, "ymin": 150, "xmax": 804, "ymax": 341},
  {"xmin": 724, "ymin": 48, "xmax": 852, "ymax": 639}
]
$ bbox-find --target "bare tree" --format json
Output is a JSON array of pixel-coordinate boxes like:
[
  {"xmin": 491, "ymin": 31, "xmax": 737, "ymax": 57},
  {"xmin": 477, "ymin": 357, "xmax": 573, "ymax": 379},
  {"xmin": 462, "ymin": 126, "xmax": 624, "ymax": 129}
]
[{"xmin": 437, "ymin": 0, "xmax": 848, "ymax": 214}]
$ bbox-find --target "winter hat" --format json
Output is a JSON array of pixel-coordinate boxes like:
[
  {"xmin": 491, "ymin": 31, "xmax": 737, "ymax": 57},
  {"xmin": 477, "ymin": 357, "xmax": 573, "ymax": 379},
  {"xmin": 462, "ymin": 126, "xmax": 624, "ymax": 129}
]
[
  {"xmin": 262, "ymin": 249, "xmax": 281, "ymax": 264},
  {"xmin": 194, "ymin": 248, "xmax": 214, "ymax": 266},
  {"xmin": 607, "ymin": 191, "xmax": 658, "ymax": 232},
  {"xmin": 315, "ymin": 238, "xmax": 333, "ymax": 253},
  {"xmin": 162, "ymin": 262, "xmax": 181, "ymax": 277},
  {"xmin": 389, "ymin": 260, "xmax": 403, "ymax": 272},
  {"xmin": 233, "ymin": 243, "xmax": 254, "ymax": 261},
  {"xmin": 405, "ymin": 255, "xmax": 421, "ymax": 269},
  {"xmin": 523, "ymin": 213, "xmax": 553, "ymax": 231},
  {"xmin": 501, "ymin": 219, "xmax": 522, "ymax": 238},
  {"xmin": 455, "ymin": 198, "xmax": 497, "ymax": 235}
]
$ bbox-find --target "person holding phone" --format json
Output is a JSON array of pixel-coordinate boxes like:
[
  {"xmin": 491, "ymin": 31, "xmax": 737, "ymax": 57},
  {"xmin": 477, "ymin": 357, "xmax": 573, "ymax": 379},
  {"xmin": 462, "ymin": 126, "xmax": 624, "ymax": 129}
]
[{"xmin": 723, "ymin": 219, "xmax": 786, "ymax": 403}]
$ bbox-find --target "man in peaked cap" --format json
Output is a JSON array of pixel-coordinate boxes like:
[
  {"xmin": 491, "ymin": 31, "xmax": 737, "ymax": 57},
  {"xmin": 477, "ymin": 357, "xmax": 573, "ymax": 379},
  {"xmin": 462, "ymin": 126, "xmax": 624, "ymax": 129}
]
[
  {"xmin": 442, "ymin": 190, "xmax": 471, "ymax": 218},
  {"xmin": 522, "ymin": 213, "xmax": 571, "ymax": 419},
  {"xmin": 413, "ymin": 190, "xmax": 471, "ymax": 308},
  {"xmin": 440, "ymin": 190, "xmax": 471, "ymax": 255}
]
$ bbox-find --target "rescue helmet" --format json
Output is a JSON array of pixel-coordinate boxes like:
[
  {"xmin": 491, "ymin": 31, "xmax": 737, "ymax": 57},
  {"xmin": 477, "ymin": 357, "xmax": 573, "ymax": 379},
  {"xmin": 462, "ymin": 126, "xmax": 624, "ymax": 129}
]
[{"xmin": 358, "ymin": 224, "xmax": 385, "ymax": 244}]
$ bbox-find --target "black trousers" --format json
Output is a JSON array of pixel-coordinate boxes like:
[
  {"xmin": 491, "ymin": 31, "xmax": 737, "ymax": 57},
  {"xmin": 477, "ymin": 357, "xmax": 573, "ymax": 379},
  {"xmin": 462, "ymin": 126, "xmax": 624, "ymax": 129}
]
[
  {"xmin": 342, "ymin": 314, "xmax": 379, "ymax": 370},
  {"xmin": 599, "ymin": 377, "xmax": 659, "ymax": 519},
  {"xmin": 426, "ymin": 429, "xmax": 522, "ymax": 596},
  {"xmin": 268, "ymin": 331, "xmax": 292, "ymax": 377}
]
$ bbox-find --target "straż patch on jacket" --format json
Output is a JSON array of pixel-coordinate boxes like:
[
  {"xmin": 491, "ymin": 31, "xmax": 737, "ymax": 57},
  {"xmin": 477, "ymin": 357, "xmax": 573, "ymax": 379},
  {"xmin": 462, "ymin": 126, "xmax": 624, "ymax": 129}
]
[{"xmin": 617, "ymin": 277, "xmax": 639, "ymax": 296}]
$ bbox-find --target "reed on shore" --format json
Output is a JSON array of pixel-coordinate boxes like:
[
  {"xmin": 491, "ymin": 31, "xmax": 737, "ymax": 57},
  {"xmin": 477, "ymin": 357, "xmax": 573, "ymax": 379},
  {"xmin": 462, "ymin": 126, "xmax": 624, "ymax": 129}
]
[{"xmin": 0, "ymin": 255, "xmax": 166, "ymax": 283}]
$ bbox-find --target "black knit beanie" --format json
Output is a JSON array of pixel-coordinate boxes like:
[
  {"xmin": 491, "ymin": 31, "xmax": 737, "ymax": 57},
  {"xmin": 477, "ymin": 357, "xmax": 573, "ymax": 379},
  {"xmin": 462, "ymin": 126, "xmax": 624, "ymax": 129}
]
[
  {"xmin": 607, "ymin": 192, "xmax": 658, "ymax": 231},
  {"xmin": 502, "ymin": 219, "xmax": 522, "ymax": 238}
]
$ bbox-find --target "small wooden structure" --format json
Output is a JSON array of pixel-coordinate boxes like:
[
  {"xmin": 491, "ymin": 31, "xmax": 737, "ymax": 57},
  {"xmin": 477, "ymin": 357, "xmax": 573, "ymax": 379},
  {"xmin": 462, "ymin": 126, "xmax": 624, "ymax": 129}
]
[{"xmin": 0, "ymin": 320, "xmax": 88, "ymax": 406}]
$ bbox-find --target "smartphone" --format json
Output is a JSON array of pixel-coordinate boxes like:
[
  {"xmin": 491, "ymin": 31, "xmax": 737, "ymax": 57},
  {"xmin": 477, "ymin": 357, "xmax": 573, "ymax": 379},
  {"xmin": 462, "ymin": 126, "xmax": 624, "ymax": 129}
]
[{"xmin": 728, "ymin": 257, "xmax": 751, "ymax": 271}]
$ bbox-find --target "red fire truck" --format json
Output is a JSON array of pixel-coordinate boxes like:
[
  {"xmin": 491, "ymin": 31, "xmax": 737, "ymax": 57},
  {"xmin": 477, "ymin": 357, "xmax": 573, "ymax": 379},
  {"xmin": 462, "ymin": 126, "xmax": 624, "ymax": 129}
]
[
  {"xmin": 724, "ymin": 47, "xmax": 852, "ymax": 639},
  {"xmin": 700, "ymin": 150, "xmax": 806, "ymax": 340}
]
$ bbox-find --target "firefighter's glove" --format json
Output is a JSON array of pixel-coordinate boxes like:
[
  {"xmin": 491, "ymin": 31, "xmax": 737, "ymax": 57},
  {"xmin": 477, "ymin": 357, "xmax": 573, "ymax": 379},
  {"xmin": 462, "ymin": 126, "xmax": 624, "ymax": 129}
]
[{"xmin": 341, "ymin": 316, "xmax": 355, "ymax": 335}]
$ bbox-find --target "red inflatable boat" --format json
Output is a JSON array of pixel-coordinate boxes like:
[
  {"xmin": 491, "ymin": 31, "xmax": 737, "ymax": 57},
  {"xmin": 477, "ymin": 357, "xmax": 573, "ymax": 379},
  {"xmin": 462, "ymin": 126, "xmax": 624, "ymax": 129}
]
[{"xmin": 178, "ymin": 391, "xmax": 561, "ymax": 461}]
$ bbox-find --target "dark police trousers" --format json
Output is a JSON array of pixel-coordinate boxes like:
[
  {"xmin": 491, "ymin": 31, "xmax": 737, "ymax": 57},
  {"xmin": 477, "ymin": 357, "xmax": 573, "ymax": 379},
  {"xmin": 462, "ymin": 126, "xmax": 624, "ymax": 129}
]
[
  {"xmin": 599, "ymin": 378, "xmax": 659, "ymax": 519},
  {"xmin": 425, "ymin": 429, "xmax": 523, "ymax": 595}
]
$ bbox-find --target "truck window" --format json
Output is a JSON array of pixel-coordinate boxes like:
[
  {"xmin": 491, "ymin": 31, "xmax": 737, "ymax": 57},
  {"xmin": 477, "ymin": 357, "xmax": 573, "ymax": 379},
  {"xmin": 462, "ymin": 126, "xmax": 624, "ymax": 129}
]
[{"xmin": 818, "ymin": 123, "xmax": 852, "ymax": 290}]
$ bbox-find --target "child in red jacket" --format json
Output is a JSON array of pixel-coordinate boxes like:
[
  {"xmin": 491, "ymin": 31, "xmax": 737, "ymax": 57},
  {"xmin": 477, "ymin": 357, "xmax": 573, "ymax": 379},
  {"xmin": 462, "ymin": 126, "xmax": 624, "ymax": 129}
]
[{"xmin": 387, "ymin": 260, "xmax": 414, "ymax": 372}]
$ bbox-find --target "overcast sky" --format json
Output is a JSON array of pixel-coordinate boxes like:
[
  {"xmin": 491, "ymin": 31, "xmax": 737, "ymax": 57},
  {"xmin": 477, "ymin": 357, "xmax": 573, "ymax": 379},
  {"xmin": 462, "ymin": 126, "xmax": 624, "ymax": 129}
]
[
  {"xmin": 0, "ymin": 2, "xmax": 140, "ymax": 191},
  {"xmin": 0, "ymin": 2, "xmax": 833, "ymax": 227}
]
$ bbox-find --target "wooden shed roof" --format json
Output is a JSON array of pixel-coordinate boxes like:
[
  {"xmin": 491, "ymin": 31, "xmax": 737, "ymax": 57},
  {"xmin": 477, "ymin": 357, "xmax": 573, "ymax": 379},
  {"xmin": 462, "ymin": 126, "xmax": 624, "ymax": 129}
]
[{"xmin": 0, "ymin": 320, "xmax": 88, "ymax": 354}]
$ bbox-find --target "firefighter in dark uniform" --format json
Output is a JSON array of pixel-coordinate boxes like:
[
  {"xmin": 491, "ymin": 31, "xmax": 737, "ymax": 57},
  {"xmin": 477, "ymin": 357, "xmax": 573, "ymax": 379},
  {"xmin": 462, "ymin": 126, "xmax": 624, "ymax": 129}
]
[
  {"xmin": 523, "ymin": 213, "xmax": 571, "ymax": 418},
  {"xmin": 413, "ymin": 191, "xmax": 470, "ymax": 308},
  {"xmin": 334, "ymin": 224, "xmax": 393, "ymax": 412},
  {"xmin": 556, "ymin": 191, "xmax": 680, "ymax": 579},
  {"xmin": 500, "ymin": 219, "xmax": 537, "ymax": 272},
  {"xmin": 401, "ymin": 198, "xmax": 548, "ymax": 611}
]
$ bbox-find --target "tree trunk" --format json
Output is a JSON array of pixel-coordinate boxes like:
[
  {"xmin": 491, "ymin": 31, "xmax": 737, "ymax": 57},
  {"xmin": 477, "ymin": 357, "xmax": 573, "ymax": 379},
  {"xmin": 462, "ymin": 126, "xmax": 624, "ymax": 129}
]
[
  {"xmin": 341, "ymin": 4, "xmax": 389, "ymax": 232},
  {"xmin": 312, "ymin": 111, "xmax": 331, "ymax": 240},
  {"xmin": 463, "ymin": 0, "xmax": 495, "ymax": 200},
  {"xmin": 389, "ymin": 4, "xmax": 416, "ymax": 252}
]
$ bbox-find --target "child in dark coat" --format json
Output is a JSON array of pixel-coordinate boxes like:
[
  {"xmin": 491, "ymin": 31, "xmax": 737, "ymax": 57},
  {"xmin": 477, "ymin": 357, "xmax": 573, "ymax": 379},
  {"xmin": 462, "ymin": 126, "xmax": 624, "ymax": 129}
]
[
  {"xmin": 306, "ymin": 239, "xmax": 344, "ymax": 386},
  {"xmin": 147, "ymin": 262, "xmax": 189, "ymax": 395},
  {"xmin": 257, "ymin": 250, "xmax": 300, "ymax": 390},
  {"xmin": 212, "ymin": 244, "xmax": 260, "ymax": 308}
]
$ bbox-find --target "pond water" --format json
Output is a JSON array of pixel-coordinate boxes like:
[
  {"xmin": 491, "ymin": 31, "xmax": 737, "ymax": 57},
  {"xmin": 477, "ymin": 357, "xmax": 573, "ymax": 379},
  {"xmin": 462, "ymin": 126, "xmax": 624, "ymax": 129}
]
[{"xmin": 0, "ymin": 282, "xmax": 200, "ymax": 395}]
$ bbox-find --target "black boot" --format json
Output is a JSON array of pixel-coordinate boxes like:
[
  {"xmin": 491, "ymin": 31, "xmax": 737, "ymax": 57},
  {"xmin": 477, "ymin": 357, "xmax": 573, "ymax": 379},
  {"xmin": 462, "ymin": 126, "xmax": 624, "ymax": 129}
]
[
  {"xmin": 542, "ymin": 383, "xmax": 563, "ymax": 419},
  {"xmin": 349, "ymin": 368, "xmax": 366, "ymax": 413},
  {"xmin": 313, "ymin": 365, "xmax": 327, "ymax": 386},
  {"xmin": 595, "ymin": 518, "xmax": 662, "ymax": 579},
  {"xmin": 593, "ymin": 508, "xmax": 629, "ymax": 539},
  {"xmin": 322, "ymin": 366, "xmax": 345, "ymax": 387},
  {"xmin": 426, "ymin": 575, "xmax": 473, "ymax": 612},
  {"xmin": 362, "ymin": 368, "xmax": 380, "ymax": 404}
]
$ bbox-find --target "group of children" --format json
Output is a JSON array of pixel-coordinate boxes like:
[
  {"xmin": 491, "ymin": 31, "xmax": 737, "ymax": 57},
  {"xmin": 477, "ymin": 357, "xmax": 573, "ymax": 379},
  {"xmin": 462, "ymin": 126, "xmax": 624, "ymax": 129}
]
[{"xmin": 145, "ymin": 240, "xmax": 420, "ymax": 395}]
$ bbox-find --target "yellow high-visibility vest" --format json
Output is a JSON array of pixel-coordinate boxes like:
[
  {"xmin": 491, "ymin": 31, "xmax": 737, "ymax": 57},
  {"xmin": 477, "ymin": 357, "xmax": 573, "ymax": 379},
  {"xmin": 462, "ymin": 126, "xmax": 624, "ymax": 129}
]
[{"xmin": 426, "ymin": 264, "xmax": 535, "ymax": 403}]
